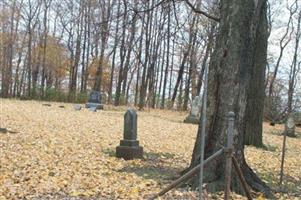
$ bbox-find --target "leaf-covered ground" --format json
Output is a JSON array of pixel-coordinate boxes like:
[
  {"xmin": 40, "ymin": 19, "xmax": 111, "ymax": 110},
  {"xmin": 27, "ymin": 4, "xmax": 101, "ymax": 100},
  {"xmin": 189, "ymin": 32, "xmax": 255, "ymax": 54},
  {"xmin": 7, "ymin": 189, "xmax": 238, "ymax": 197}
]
[{"xmin": 0, "ymin": 99, "xmax": 300, "ymax": 199}]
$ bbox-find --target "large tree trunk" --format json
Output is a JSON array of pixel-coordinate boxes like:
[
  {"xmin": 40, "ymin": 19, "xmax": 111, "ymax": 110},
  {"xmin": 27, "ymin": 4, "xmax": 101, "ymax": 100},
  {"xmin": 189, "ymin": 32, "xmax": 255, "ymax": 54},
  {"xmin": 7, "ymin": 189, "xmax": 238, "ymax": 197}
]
[
  {"xmin": 244, "ymin": 0, "xmax": 269, "ymax": 147},
  {"xmin": 189, "ymin": 0, "xmax": 271, "ymax": 196}
]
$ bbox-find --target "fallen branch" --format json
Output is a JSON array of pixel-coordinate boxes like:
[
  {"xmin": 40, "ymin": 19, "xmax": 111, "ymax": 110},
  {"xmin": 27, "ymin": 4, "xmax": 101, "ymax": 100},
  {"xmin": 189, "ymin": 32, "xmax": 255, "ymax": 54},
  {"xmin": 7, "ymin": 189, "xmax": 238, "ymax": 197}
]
[
  {"xmin": 150, "ymin": 148, "xmax": 224, "ymax": 199},
  {"xmin": 232, "ymin": 156, "xmax": 253, "ymax": 200}
]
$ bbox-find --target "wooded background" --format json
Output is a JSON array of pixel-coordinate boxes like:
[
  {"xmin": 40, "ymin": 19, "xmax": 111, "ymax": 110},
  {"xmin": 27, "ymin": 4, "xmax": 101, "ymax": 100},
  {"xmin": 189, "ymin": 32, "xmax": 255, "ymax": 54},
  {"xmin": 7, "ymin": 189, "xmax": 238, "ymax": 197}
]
[{"xmin": 0, "ymin": 0, "xmax": 300, "ymax": 115}]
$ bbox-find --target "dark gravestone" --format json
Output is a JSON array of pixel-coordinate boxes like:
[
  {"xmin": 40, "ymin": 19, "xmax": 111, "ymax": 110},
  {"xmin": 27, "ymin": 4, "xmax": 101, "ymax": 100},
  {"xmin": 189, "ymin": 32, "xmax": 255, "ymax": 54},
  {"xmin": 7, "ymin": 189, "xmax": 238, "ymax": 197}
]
[
  {"xmin": 116, "ymin": 109, "xmax": 143, "ymax": 160},
  {"xmin": 85, "ymin": 91, "xmax": 104, "ymax": 110}
]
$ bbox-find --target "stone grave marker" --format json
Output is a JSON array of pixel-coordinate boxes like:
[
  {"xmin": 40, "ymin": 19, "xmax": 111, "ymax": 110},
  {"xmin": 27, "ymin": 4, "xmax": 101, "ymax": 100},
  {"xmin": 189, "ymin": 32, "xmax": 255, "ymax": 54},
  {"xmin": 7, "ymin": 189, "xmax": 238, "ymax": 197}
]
[
  {"xmin": 85, "ymin": 91, "xmax": 104, "ymax": 110},
  {"xmin": 184, "ymin": 96, "xmax": 202, "ymax": 124},
  {"xmin": 89, "ymin": 106, "xmax": 97, "ymax": 112},
  {"xmin": 73, "ymin": 105, "xmax": 82, "ymax": 111},
  {"xmin": 294, "ymin": 112, "xmax": 301, "ymax": 126},
  {"xmin": 116, "ymin": 109, "xmax": 143, "ymax": 160},
  {"xmin": 285, "ymin": 114, "xmax": 296, "ymax": 137}
]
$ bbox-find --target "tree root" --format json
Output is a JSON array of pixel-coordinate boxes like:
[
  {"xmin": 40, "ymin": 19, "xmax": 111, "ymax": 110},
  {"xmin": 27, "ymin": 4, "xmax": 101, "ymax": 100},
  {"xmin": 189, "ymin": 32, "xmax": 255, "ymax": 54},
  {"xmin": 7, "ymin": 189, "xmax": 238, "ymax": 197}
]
[{"xmin": 241, "ymin": 160, "xmax": 274, "ymax": 198}]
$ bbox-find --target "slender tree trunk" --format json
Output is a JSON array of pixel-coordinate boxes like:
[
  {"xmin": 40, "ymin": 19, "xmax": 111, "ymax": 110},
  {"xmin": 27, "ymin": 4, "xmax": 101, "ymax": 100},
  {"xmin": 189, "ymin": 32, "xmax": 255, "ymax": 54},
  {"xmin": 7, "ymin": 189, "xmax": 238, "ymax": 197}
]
[
  {"xmin": 94, "ymin": 1, "xmax": 111, "ymax": 93},
  {"xmin": 196, "ymin": 24, "xmax": 215, "ymax": 95},
  {"xmin": 168, "ymin": 38, "xmax": 175, "ymax": 100},
  {"xmin": 26, "ymin": 27, "xmax": 33, "ymax": 97},
  {"xmin": 108, "ymin": 0, "xmax": 121, "ymax": 104},
  {"xmin": 121, "ymin": 12, "xmax": 137, "ymax": 98},
  {"xmin": 41, "ymin": 0, "xmax": 51, "ymax": 98},
  {"xmin": 183, "ymin": 64, "xmax": 191, "ymax": 111},
  {"xmin": 157, "ymin": 38, "xmax": 166, "ymax": 108},
  {"xmin": 5, "ymin": 0, "xmax": 16, "ymax": 97},
  {"xmin": 161, "ymin": 3, "xmax": 171, "ymax": 109},
  {"xmin": 83, "ymin": 2, "xmax": 91, "ymax": 92},
  {"xmin": 170, "ymin": 47, "xmax": 190, "ymax": 108},
  {"xmin": 138, "ymin": 0, "xmax": 152, "ymax": 110},
  {"xmin": 69, "ymin": 8, "xmax": 83, "ymax": 101},
  {"xmin": 80, "ymin": 3, "xmax": 88, "ymax": 92},
  {"xmin": 115, "ymin": 1, "xmax": 128, "ymax": 105}
]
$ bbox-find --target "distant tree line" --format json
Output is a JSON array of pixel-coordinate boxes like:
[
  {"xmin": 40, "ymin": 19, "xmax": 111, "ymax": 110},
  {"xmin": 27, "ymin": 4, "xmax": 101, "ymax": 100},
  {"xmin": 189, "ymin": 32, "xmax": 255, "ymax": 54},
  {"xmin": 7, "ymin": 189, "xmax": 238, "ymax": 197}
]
[
  {"xmin": 0, "ymin": 0, "xmax": 216, "ymax": 108},
  {"xmin": 0, "ymin": 0, "xmax": 300, "ymax": 113}
]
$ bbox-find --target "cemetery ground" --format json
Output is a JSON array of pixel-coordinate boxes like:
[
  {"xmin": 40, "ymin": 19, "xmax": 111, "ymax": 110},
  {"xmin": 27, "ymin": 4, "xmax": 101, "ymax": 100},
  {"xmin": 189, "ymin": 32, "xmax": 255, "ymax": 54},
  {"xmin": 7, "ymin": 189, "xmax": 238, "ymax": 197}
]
[{"xmin": 0, "ymin": 99, "xmax": 301, "ymax": 200}]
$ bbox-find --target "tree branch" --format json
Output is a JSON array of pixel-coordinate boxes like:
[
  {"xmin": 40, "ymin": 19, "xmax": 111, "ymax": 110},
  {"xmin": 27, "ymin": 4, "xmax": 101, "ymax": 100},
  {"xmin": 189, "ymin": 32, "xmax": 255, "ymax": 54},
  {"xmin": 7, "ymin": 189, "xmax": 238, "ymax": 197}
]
[{"xmin": 183, "ymin": 0, "xmax": 220, "ymax": 22}]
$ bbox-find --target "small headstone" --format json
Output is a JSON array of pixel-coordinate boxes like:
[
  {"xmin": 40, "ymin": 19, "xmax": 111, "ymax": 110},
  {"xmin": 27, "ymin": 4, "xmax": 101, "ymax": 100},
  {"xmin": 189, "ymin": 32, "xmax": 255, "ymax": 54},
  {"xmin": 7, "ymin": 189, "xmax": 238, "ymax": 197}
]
[
  {"xmin": 73, "ymin": 105, "xmax": 82, "ymax": 111},
  {"xmin": 89, "ymin": 106, "xmax": 97, "ymax": 112},
  {"xmin": 294, "ymin": 112, "xmax": 301, "ymax": 126},
  {"xmin": 285, "ymin": 114, "xmax": 296, "ymax": 137},
  {"xmin": 116, "ymin": 109, "xmax": 143, "ymax": 160},
  {"xmin": 42, "ymin": 103, "xmax": 51, "ymax": 107},
  {"xmin": 59, "ymin": 105, "xmax": 65, "ymax": 108},
  {"xmin": 184, "ymin": 96, "xmax": 202, "ymax": 124},
  {"xmin": 85, "ymin": 91, "xmax": 104, "ymax": 110},
  {"xmin": 0, "ymin": 128, "xmax": 8, "ymax": 134}
]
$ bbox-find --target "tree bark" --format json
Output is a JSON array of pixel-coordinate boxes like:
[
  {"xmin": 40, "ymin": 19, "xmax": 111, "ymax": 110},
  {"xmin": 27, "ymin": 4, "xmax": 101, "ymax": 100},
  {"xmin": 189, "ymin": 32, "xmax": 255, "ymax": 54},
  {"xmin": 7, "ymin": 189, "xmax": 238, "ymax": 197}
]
[{"xmin": 244, "ymin": 1, "xmax": 269, "ymax": 147}]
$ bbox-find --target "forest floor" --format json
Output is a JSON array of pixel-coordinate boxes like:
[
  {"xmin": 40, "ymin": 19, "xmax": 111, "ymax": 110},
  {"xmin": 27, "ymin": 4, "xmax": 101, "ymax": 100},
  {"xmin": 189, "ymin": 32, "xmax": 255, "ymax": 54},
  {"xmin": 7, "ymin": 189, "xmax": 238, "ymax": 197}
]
[{"xmin": 0, "ymin": 99, "xmax": 300, "ymax": 200}]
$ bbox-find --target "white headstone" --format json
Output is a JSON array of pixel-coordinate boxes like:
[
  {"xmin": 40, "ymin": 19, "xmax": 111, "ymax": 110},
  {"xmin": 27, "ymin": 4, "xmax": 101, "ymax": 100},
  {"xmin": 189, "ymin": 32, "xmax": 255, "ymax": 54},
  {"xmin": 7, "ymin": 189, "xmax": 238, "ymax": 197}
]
[
  {"xmin": 73, "ymin": 105, "xmax": 82, "ymax": 111},
  {"xmin": 287, "ymin": 117, "xmax": 295, "ymax": 129},
  {"xmin": 285, "ymin": 114, "xmax": 296, "ymax": 137},
  {"xmin": 191, "ymin": 96, "xmax": 202, "ymax": 117}
]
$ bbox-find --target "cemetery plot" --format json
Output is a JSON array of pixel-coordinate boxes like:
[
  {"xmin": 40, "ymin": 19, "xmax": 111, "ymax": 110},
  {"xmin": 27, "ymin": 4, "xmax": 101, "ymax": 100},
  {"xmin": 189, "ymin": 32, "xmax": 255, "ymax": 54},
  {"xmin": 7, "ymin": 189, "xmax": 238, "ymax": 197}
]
[{"xmin": 0, "ymin": 99, "xmax": 300, "ymax": 199}]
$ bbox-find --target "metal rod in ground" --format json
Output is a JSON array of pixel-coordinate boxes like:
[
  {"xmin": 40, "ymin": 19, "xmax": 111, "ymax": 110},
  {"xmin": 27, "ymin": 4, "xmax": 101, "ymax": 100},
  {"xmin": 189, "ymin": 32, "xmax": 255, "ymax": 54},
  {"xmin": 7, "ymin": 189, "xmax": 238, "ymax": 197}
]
[
  {"xmin": 232, "ymin": 156, "xmax": 253, "ymax": 200},
  {"xmin": 199, "ymin": 62, "xmax": 209, "ymax": 200},
  {"xmin": 224, "ymin": 112, "xmax": 235, "ymax": 200},
  {"xmin": 150, "ymin": 148, "xmax": 224, "ymax": 200},
  {"xmin": 279, "ymin": 126, "xmax": 287, "ymax": 187}
]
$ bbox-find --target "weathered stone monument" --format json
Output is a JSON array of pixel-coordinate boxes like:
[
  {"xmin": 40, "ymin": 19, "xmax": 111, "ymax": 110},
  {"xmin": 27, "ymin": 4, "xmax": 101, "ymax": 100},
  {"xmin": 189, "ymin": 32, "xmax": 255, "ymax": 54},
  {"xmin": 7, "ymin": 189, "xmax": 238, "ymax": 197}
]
[
  {"xmin": 294, "ymin": 112, "xmax": 301, "ymax": 127},
  {"xmin": 184, "ymin": 96, "xmax": 202, "ymax": 124},
  {"xmin": 284, "ymin": 114, "xmax": 296, "ymax": 137},
  {"xmin": 85, "ymin": 91, "xmax": 103, "ymax": 110},
  {"xmin": 73, "ymin": 105, "xmax": 82, "ymax": 111},
  {"xmin": 116, "ymin": 109, "xmax": 143, "ymax": 160},
  {"xmin": 89, "ymin": 106, "xmax": 97, "ymax": 112}
]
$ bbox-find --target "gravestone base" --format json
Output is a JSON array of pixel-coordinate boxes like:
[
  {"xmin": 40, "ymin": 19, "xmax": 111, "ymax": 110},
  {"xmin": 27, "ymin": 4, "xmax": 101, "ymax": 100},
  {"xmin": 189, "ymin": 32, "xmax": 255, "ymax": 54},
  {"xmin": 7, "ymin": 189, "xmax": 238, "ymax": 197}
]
[
  {"xmin": 85, "ymin": 102, "xmax": 104, "ymax": 110},
  {"xmin": 184, "ymin": 115, "xmax": 199, "ymax": 124},
  {"xmin": 116, "ymin": 145, "xmax": 143, "ymax": 160},
  {"xmin": 116, "ymin": 109, "xmax": 143, "ymax": 160}
]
